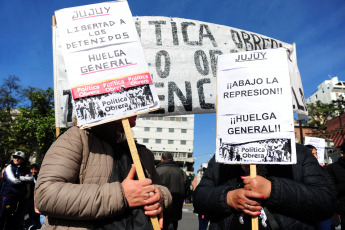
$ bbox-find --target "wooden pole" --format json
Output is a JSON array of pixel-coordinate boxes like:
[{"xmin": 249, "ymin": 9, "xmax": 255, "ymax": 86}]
[
  {"xmin": 299, "ymin": 120, "xmax": 304, "ymax": 145},
  {"xmin": 250, "ymin": 164, "xmax": 259, "ymax": 230},
  {"xmin": 122, "ymin": 118, "xmax": 161, "ymax": 230}
]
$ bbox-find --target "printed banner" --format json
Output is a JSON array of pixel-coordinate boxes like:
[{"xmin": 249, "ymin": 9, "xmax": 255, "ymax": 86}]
[
  {"xmin": 216, "ymin": 48, "xmax": 296, "ymax": 164},
  {"xmin": 305, "ymin": 136, "xmax": 325, "ymax": 164},
  {"xmin": 54, "ymin": 16, "xmax": 308, "ymax": 127},
  {"xmin": 55, "ymin": 1, "xmax": 153, "ymax": 99}
]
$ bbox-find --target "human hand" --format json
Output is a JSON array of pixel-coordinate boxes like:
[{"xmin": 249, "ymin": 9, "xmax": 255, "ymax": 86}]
[
  {"xmin": 242, "ymin": 176, "xmax": 271, "ymax": 199},
  {"xmin": 121, "ymin": 165, "xmax": 156, "ymax": 208},
  {"xmin": 144, "ymin": 187, "xmax": 164, "ymax": 228},
  {"xmin": 226, "ymin": 188, "xmax": 263, "ymax": 216}
]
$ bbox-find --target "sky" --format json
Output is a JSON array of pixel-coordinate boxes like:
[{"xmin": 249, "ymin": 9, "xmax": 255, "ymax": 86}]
[{"xmin": 1, "ymin": 0, "xmax": 345, "ymax": 173}]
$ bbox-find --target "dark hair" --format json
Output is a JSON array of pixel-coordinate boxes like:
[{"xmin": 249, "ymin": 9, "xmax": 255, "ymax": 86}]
[
  {"xmin": 305, "ymin": 144, "xmax": 316, "ymax": 151},
  {"xmin": 29, "ymin": 163, "xmax": 40, "ymax": 170},
  {"xmin": 162, "ymin": 152, "xmax": 173, "ymax": 161}
]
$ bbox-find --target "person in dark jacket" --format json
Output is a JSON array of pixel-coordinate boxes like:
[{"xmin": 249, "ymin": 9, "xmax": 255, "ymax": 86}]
[
  {"xmin": 156, "ymin": 152, "xmax": 187, "ymax": 230},
  {"xmin": 193, "ymin": 144, "xmax": 337, "ymax": 230},
  {"xmin": 26, "ymin": 163, "xmax": 41, "ymax": 229},
  {"xmin": 326, "ymin": 143, "xmax": 345, "ymax": 230},
  {"xmin": 0, "ymin": 151, "xmax": 33, "ymax": 230}
]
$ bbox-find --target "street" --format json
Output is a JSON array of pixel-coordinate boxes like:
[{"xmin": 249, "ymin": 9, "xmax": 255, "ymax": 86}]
[{"xmin": 178, "ymin": 204, "xmax": 200, "ymax": 230}]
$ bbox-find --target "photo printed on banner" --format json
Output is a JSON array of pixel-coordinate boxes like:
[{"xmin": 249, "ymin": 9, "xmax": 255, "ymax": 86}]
[
  {"xmin": 217, "ymin": 138, "xmax": 292, "ymax": 164},
  {"xmin": 74, "ymin": 84, "xmax": 154, "ymax": 126}
]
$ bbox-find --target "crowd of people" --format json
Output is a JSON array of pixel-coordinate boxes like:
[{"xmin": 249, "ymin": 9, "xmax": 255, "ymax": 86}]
[
  {"xmin": 1, "ymin": 117, "xmax": 345, "ymax": 230},
  {"xmin": 0, "ymin": 151, "xmax": 41, "ymax": 230}
]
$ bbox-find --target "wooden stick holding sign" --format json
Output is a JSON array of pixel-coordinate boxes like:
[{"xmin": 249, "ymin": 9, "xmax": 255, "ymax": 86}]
[
  {"xmin": 122, "ymin": 118, "xmax": 161, "ymax": 230},
  {"xmin": 250, "ymin": 164, "xmax": 259, "ymax": 230}
]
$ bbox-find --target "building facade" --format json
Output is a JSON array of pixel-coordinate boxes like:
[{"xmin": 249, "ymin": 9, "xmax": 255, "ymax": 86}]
[
  {"xmin": 306, "ymin": 76, "xmax": 345, "ymax": 104},
  {"xmin": 132, "ymin": 114, "xmax": 194, "ymax": 175}
]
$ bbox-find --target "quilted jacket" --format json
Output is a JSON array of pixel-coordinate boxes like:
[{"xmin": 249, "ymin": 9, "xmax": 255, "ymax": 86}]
[{"xmin": 35, "ymin": 126, "xmax": 171, "ymax": 229}]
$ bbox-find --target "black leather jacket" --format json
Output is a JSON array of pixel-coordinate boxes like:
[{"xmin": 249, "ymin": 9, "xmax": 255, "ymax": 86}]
[{"xmin": 193, "ymin": 144, "xmax": 336, "ymax": 230}]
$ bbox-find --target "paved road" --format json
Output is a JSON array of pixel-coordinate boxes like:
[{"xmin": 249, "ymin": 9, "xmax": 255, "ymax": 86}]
[{"xmin": 178, "ymin": 204, "xmax": 200, "ymax": 230}]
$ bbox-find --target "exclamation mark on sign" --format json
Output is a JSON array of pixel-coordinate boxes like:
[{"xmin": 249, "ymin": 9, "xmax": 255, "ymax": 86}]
[{"xmin": 275, "ymin": 125, "xmax": 281, "ymax": 132}]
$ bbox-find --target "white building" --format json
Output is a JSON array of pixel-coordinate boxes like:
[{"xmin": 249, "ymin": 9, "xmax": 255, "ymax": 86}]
[
  {"xmin": 132, "ymin": 114, "xmax": 194, "ymax": 175},
  {"xmin": 306, "ymin": 76, "xmax": 345, "ymax": 104}
]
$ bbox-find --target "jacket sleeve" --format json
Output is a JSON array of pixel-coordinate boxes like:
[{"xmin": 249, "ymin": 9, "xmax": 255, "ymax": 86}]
[
  {"xmin": 266, "ymin": 145, "xmax": 337, "ymax": 222},
  {"xmin": 138, "ymin": 145, "xmax": 172, "ymax": 210},
  {"xmin": 34, "ymin": 127, "xmax": 126, "ymax": 220},
  {"xmin": 3, "ymin": 165, "xmax": 22, "ymax": 185},
  {"xmin": 193, "ymin": 156, "xmax": 235, "ymax": 219}
]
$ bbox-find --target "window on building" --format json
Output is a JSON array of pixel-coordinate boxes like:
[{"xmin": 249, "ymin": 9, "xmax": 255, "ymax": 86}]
[
  {"xmin": 157, "ymin": 128, "xmax": 162, "ymax": 132},
  {"xmin": 182, "ymin": 117, "xmax": 187, "ymax": 121},
  {"xmin": 143, "ymin": 139, "xmax": 149, "ymax": 143},
  {"xmin": 156, "ymin": 139, "xmax": 161, "ymax": 144},
  {"xmin": 181, "ymin": 140, "xmax": 186, "ymax": 145},
  {"xmin": 170, "ymin": 117, "xmax": 175, "ymax": 121},
  {"xmin": 168, "ymin": 140, "xmax": 174, "ymax": 144},
  {"xmin": 146, "ymin": 117, "xmax": 151, "ymax": 120},
  {"xmin": 176, "ymin": 117, "xmax": 181, "ymax": 121},
  {"xmin": 144, "ymin": 127, "xmax": 150, "ymax": 131},
  {"xmin": 158, "ymin": 117, "xmax": 163, "ymax": 120},
  {"xmin": 169, "ymin": 128, "xmax": 174, "ymax": 133},
  {"xmin": 315, "ymin": 94, "xmax": 318, "ymax": 99},
  {"xmin": 181, "ymin": 129, "xmax": 187, "ymax": 133}
]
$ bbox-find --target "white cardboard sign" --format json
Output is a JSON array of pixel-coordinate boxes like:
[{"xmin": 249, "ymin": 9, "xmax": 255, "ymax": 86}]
[
  {"xmin": 54, "ymin": 1, "xmax": 160, "ymax": 128},
  {"xmin": 55, "ymin": 1, "xmax": 153, "ymax": 100},
  {"xmin": 216, "ymin": 48, "xmax": 296, "ymax": 164},
  {"xmin": 304, "ymin": 136, "xmax": 325, "ymax": 164}
]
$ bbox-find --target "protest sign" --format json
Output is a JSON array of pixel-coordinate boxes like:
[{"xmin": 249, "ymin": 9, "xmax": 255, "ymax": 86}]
[
  {"xmin": 54, "ymin": 16, "xmax": 307, "ymax": 127},
  {"xmin": 216, "ymin": 48, "xmax": 296, "ymax": 164},
  {"xmin": 305, "ymin": 136, "xmax": 326, "ymax": 164},
  {"xmin": 54, "ymin": 1, "xmax": 153, "ymax": 100},
  {"xmin": 54, "ymin": 2, "xmax": 160, "ymax": 128}
]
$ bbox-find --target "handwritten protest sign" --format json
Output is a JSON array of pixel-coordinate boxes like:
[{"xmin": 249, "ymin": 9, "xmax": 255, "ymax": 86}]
[
  {"xmin": 54, "ymin": 2, "xmax": 160, "ymax": 127},
  {"xmin": 305, "ymin": 136, "xmax": 325, "ymax": 164},
  {"xmin": 216, "ymin": 48, "xmax": 296, "ymax": 164},
  {"xmin": 53, "ymin": 17, "xmax": 307, "ymax": 127},
  {"xmin": 55, "ymin": 1, "xmax": 153, "ymax": 100}
]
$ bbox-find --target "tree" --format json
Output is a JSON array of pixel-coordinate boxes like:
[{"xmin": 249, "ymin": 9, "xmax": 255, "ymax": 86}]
[
  {"xmin": 0, "ymin": 76, "xmax": 22, "ymax": 170},
  {"xmin": 307, "ymin": 98, "xmax": 345, "ymax": 138},
  {"xmin": 12, "ymin": 87, "xmax": 56, "ymax": 164},
  {"xmin": 0, "ymin": 75, "xmax": 22, "ymax": 115}
]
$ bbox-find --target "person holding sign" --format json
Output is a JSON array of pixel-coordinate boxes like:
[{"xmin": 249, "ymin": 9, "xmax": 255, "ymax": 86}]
[
  {"xmin": 193, "ymin": 144, "xmax": 337, "ymax": 229},
  {"xmin": 34, "ymin": 117, "xmax": 172, "ymax": 229}
]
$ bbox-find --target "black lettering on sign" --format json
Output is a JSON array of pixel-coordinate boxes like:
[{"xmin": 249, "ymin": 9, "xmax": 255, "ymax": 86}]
[
  {"xmin": 210, "ymin": 50, "xmax": 223, "ymax": 77},
  {"xmin": 135, "ymin": 20, "xmax": 141, "ymax": 38},
  {"xmin": 251, "ymin": 33, "xmax": 262, "ymax": 50},
  {"xmin": 168, "ymin": 81, "xmax": 192, "ymax": 112},
  {"xmin": 241, "ymin": 31, "xmax": 253, "ymax": 51},
  {"xmin": 155, "ymin": 50, "xmax": 171, "ymax": 79},
  {"xmin": 149, "ymin": 21, "xmax": 166, "ymax": 46},
  {"xmin": 194, "ymin": 50, "xmax": 209, "ymax": 76},
  {"xmin": 231, "ymin": 29, "xmax": 283, "ymax": 51},
  {"xmin": 63, "ymin": 89, "xmax": 73, "ymax": 122},
  {"xmin": 171, "ymin": 21, "xmax": 179, "ymax": 45},
  {"xmin": 231, "ymin": 29, "xmax": 243, "ymax": 49},
  {"xmin": 182, "ymin": 22, "xmax": 201, "ymax": 46},
  {"xmin": 197, "ymin": 78, "xmax": 215, "ymax": 110},
  {"xmin": 200, "ymin": 24, "xmax": 218, "ymax": 47},
  {"xmin": 291, "ymin": 87, "xmax": 307, "ymax": 111},
  {"xmin": 262, "ymin": 37, "xmax": 270, "ymax": 49}
]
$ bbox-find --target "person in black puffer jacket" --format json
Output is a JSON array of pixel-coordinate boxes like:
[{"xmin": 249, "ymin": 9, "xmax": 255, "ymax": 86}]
[
  {"xmin": 326, "ymin": 143, "xmax": 345, "ymax": 230},
  {"xmin": 193, "ymin": 144, "xmax": 337, "ymax": 230}
]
